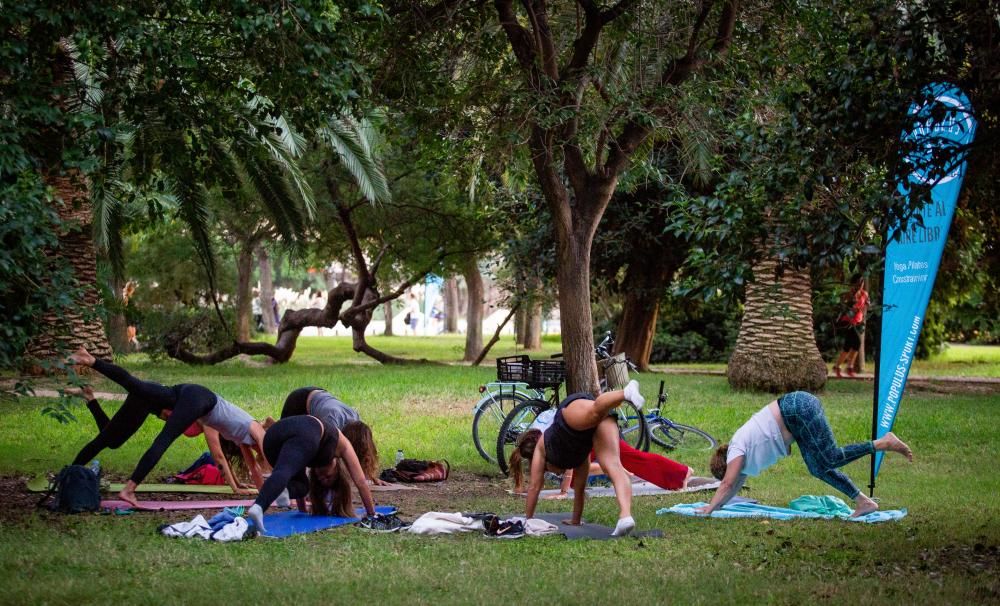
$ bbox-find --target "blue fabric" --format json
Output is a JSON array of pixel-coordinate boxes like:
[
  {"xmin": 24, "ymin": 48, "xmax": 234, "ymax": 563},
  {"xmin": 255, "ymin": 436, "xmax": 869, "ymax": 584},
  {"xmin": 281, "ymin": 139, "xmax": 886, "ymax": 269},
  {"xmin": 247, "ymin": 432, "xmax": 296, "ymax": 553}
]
[
  {"xmin": 658, "ymin": 497, "xmax": 907, "ymax": 524},
  {"xmin": 779, "ymin": 392, "xmax": 874, "ymax": 498},
  {"xmin": 262, "ymin": 505, "xmax": 397, "ymax": 538}
]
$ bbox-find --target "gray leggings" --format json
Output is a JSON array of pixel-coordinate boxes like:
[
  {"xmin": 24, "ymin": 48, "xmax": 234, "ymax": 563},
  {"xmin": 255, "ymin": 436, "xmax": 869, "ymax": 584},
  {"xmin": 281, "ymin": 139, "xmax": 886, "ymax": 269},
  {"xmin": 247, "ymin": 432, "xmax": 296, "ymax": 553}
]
[{"xmin": 778, "ymin": 391, "xmax": 874, "ymax": 499}]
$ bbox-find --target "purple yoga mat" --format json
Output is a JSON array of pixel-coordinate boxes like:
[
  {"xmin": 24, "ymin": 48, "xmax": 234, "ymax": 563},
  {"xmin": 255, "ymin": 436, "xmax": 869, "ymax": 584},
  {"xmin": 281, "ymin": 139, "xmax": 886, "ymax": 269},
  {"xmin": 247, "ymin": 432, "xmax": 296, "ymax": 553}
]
[{"xmin": 101, "ymin": 499, "xmax": 255, "ymax": 511}]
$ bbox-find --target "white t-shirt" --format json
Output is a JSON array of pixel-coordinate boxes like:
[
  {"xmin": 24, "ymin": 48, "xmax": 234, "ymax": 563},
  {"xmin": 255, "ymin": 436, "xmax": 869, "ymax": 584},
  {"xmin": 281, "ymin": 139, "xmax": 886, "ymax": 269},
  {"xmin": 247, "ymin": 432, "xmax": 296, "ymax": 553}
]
[{"xmin": 727, "ymin": 405, "xmax": 790, "ymax": 476}]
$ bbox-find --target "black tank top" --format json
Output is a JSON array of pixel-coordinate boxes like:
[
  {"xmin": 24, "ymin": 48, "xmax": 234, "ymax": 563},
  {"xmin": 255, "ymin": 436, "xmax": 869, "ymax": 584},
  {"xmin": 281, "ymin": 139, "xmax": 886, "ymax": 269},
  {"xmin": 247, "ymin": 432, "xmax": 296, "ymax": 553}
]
[{"xmin": 543, "ymin": 393, "xmax": 596, "ymax": 470}]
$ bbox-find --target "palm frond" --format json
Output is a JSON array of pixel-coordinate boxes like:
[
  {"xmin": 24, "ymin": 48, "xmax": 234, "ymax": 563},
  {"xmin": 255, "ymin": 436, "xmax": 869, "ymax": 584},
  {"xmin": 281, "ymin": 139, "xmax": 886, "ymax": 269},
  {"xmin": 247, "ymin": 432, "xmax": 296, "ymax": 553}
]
[
  {"xmin": 228, "ymin": 135, "xmax": 307, "ymax": 246},
  {"xmin": 319, "ymin": 117, "xmax": 391, "ymax": 204}
]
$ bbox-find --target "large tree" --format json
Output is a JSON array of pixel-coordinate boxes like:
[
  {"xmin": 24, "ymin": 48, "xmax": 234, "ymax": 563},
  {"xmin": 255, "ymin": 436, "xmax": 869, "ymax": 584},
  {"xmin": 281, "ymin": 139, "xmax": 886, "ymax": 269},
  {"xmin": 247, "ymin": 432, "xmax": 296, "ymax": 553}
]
[{"xmin": 488, "ymin": 0, "xmax": 739, "ymax": 392}]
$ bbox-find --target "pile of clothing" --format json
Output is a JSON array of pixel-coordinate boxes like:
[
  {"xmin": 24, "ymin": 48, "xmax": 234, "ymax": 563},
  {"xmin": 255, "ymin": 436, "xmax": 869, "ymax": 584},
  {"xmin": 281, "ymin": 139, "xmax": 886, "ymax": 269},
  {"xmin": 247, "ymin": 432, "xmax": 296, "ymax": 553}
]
[
  {"xmin": 159, "ymin": 507, "xmax": 256, "ymax": 542},
  {"xmin": 406, "ymin": 512, "xmax": 557, "ymax": 539}
]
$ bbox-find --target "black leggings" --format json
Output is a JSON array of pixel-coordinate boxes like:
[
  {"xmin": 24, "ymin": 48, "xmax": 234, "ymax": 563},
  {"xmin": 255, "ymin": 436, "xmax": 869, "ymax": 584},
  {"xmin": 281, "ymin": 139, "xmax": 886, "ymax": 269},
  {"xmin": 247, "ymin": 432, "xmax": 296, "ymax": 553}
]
[
  {"xmin": 70, "ymin": 359, "xmax": 215, "ymax": 484},
  {"xmin": 255, "ymin": 416, "xmax": 324, "ymax": 512}
]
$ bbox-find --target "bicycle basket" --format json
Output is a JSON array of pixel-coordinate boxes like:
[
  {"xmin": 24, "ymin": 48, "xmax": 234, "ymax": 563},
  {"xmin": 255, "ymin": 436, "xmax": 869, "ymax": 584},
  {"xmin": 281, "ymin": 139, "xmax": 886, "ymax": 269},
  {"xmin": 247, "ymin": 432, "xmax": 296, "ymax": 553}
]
[
  {"xmin": 497, "ymin": 355, "xmax": 531, "ymax": 383},
  {"xmin": 529, "ymin": 359, "xmax": 566, "ymax": 388},
  {"xmin": 601, "ymin": 353, "xmax": 630, "ymax": 390}
]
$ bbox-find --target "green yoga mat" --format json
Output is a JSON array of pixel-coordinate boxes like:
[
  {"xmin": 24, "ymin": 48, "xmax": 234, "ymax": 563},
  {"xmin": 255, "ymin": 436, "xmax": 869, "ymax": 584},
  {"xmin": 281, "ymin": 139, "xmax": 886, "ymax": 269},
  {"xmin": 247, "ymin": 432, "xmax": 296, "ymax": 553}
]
[{"xmin": 26, "ymin": 476, "xmax": 239, "ymax": 494}]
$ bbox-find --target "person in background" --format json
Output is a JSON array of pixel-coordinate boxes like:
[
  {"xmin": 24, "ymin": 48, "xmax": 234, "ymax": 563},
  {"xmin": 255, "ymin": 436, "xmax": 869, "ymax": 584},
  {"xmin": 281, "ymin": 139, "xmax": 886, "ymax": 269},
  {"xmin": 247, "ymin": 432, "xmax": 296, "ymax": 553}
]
[{"xmin": 832, "ymin": 275, "xmax": 869, "ymax": 377}]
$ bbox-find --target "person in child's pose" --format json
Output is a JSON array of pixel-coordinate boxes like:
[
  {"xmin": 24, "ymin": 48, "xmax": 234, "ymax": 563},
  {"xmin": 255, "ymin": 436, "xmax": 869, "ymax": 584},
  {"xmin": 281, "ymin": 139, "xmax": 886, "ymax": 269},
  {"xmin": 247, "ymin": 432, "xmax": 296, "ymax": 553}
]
[
  {"xmin": 67, "ymin": 347, "xmax": 270, "ymax": 507},
  {"xmin": 699, "ymin": 391, "xmax": 912, "ymax": 517},
  {"xmin": 509, "ymin": 381, "xmax": 646, "ymax": 537}
]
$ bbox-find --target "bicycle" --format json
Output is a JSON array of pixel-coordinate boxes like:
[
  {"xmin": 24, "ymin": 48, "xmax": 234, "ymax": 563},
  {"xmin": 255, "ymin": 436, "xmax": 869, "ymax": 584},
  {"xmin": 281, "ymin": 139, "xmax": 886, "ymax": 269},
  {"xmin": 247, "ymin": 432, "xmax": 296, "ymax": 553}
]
[
  {"xmin": 493, "ymin": 333, "xmax": 646, "ymax": 475},
  {"xmin": 616, "ymin": 380, "xmax": 718, "ymax": 457},
  {"xmin": 471, "ymin": 359, "xmax": 547, "ymax": 464}
]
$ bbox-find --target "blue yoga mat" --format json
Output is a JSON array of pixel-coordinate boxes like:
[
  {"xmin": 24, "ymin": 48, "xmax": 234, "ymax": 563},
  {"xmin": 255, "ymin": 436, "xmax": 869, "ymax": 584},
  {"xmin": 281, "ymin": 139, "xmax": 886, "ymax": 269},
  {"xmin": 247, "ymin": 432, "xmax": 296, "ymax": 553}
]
[
  {"xmin": 659, "ymin": 501, "xmax": 907, "ymax": 523},
  {"xmin": 262, "ymin": 506, "xmax": 397, "ymax": 538}
]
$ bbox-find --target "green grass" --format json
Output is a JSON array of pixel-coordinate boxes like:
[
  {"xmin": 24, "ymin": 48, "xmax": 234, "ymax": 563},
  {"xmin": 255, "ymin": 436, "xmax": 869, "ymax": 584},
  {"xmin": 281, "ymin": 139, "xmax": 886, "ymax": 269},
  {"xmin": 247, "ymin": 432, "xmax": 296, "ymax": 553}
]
[{"xmin": 1, "ymin": 336, "xmax": 998, "ymax": 604}]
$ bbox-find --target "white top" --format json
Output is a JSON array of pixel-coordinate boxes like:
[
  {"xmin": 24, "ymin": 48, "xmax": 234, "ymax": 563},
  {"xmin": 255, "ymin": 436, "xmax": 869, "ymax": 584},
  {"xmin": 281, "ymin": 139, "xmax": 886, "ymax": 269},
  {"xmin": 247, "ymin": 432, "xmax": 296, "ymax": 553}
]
[
  {"xmin": 727, "ymin": 405, "xmax": 790, "ymax": 476},
  {"xmin": 530, "ymin": 409, "xmax": 556, "ymax": 432}
]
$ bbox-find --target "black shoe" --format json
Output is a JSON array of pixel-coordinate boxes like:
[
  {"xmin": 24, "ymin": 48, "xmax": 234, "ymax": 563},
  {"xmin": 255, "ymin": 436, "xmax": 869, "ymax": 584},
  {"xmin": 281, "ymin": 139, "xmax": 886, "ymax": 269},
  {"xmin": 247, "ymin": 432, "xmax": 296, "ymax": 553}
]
[
  {"xmin": 483, "ymin": 516, "xmax": 525, "ymax": 539},
  {"xmin": 357, "ymin": 512, "xmax": 409, "ymax": 533}
]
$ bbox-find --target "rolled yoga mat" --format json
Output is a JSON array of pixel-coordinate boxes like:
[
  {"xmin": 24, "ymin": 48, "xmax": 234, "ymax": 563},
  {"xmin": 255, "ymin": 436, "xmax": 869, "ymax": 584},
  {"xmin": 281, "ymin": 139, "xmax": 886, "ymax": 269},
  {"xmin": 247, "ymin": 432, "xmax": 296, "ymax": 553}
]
[
  {"xmin": 101, "ymin": 499, "xmax": 255, "ymax": 511},
  {"xmin": 27, "ymin": 476, "xmax": 241, "ymax": 494},
  {"xmin": 262, "ymin": 505, "xmax": 398, "ymax": 538}
]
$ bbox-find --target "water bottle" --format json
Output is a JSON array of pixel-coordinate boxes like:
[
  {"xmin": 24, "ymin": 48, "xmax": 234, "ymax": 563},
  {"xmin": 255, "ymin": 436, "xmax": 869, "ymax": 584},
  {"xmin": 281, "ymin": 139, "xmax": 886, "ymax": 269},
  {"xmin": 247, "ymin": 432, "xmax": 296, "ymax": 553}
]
[
  {"xmin": 89, "ymin": 459, "xmax": 100, "ymax": 478},
  {"xmin": 395, "ymin": 449, "xmax": 404, "ymax": 466}
]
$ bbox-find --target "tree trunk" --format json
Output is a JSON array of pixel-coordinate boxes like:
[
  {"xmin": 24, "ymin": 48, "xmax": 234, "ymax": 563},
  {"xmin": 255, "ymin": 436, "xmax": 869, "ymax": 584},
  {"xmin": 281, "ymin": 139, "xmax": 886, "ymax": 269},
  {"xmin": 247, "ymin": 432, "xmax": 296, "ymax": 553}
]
[
  {"xmin": 557, "ymin": 231, "xmax": 600, "ymax": 394},
  {"xmin": 27, "ymin": 172, "xmax": 113, "ymax": 363},
  {"xmin": 235, "ymin": 244, "xmax": 254, "ymax": 341},
  {"xmin": 443, "ymin": 277, "xmax": 459, "ymax": 333},
  {"xmin": 514, "ymin": 303, "xmax": 527, "ymax": 346},
  {"xmin": 522, "ymin": 298, "xmax": 543, "ymax": 350},
  {"xmin": 727, "ymin": 258, "xmax": 827, "ymax": 392},
  {"xmin": 107, "ymin": 273, "xmax": 129, "ymax": 353},
  {"xmin": 462, "ymin": 256, "xmax": 484, "ymax": 362},
  {"xmin": 258, "ymin": 247, "xmax": 276, "ymax": 334},
  {"xmin": 382, "ymin": 301, "xmax": 394, "ymax": 336},
  {"xmin": 614, "ymin": 252, "xmax": 680, "ymax": 371}
]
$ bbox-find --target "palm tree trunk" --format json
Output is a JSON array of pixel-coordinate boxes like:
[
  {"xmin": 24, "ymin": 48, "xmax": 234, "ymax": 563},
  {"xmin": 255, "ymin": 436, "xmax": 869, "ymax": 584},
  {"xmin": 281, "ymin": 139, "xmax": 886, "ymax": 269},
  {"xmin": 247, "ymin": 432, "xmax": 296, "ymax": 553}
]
[
  {"xmin": 28, "ymin": 172, "xmax": 113, "ymax": 362},
  {"xmin": 727, "ymin": 257, "xmax": 827, "ymax": 392}
]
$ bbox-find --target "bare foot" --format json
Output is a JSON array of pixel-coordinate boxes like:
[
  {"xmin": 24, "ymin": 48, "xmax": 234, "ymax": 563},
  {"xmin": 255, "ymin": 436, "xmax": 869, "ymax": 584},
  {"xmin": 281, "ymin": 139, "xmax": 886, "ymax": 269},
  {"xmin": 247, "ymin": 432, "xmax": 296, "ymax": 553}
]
[
  {"xmin": 118, "ymin": 486, "xmax": 140, "ymax": 509},
  {"xmin": 877, "ymin": 432, "xmax": 913, "ymax": 462},
  {"xmin": 851, "ymin": 494, "xmax": 879, "ymax": 517},
  {"xmin": 543, "ymin": 492, "xmax": 569, "ymax": 500},
  {"xmin": 69, "ymin": 347, "xmax": 95, "ymax": 367}
]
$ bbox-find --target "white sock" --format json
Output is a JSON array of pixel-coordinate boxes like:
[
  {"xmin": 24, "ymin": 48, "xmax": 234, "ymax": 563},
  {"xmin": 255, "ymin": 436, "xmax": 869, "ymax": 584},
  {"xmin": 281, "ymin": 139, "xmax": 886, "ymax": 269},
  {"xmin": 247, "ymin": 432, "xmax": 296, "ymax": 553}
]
[
  {"xmin": 611, "ymin": 516, "xmax": 635, "ymax": 537},
  {"xmin": 623, "ymin": 380, "xmax": 645, "ymax": 410},
  {"xmin": 247, "ymin": 504, "xmax": 265, "ymax": 534}
]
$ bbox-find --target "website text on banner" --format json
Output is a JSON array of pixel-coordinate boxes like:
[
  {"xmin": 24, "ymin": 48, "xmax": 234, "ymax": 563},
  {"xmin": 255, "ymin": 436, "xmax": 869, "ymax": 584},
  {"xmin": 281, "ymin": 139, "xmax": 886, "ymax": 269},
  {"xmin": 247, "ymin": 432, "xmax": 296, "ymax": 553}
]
[{"xmin": 874, "ymin": 83, "xmax": 977, "ymax": 479}]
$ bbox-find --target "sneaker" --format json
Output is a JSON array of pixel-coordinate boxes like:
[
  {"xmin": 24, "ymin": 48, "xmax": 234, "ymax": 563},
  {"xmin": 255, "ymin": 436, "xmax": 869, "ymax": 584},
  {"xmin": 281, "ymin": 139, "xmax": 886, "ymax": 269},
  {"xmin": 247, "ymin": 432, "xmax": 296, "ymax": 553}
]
[
  {"xmin": 357, "ymin": 512, "xmax": 408, "ymax": 532},
  {"xmin": 482, "ymin": 515, "xmax": 525, "ymax": 539}
]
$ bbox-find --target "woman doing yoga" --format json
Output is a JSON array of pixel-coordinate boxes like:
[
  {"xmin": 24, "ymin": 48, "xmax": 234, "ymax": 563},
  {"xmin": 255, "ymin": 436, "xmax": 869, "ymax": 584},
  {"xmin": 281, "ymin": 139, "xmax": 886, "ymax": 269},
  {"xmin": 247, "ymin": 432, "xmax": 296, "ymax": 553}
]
[
  {"xmin": 510, "ymin": 381, "xmax": 646, "ymax": 537},
  {"xmin": 245, "ymin": 415, "xmax": 376, "ymax": 533},
  {"xmin": 67, "ymin": 348, "xmax": 269, "ymax": 507},
  {"xmin": 278, "ymin": 387, "xmax": 385, "ymax": 485},
  {"xmin": 700, "ymin": 391, "xmax": 913, "ymax": 517}
]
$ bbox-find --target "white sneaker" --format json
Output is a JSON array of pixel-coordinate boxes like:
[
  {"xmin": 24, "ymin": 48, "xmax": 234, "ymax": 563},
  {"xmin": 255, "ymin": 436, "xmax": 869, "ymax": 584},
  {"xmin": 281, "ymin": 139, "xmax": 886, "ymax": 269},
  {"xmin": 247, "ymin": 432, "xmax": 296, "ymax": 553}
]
[{"xmin": 623, "ymin": 380, "xmax": 645, "ymax": 410}]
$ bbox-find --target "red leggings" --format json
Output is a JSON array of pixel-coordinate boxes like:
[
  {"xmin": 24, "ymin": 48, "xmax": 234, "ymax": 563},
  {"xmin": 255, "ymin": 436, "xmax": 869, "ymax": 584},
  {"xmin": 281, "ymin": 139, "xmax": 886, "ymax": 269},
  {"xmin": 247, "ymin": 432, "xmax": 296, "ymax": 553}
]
[{"xmin": 593, "ymin": 440, "xmax": 689, "ymax": 490}]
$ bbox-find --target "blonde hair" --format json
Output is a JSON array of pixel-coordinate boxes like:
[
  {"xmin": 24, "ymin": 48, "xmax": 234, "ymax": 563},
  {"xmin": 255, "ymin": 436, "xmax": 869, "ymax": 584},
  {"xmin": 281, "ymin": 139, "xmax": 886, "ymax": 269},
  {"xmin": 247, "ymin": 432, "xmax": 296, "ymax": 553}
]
[
  {"xmin": 710, "ymin": 443, "xmax": 729, "ymax": 480},
  {"xmin": 508, "ymin": 429, "xmax": 542, "ymax": 492}
]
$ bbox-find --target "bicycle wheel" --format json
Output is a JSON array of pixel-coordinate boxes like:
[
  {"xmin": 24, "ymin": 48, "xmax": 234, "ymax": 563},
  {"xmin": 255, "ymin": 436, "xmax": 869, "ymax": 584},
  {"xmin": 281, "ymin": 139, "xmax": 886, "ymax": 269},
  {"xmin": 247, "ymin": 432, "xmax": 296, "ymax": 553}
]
[
  {"xmin": 649, "ymin": 420, "xmax": 717, "ymax": 458},
  {"xmin": 615, "ymin": 400, "xmax": 648, "ymax": 452},
  {"xmin": 495, "ymin": 400, "xmax": 550, "ymax": 476},
  {"xmin": 472, "ymin": 391, "xmax": 529, "ymax": 463}
]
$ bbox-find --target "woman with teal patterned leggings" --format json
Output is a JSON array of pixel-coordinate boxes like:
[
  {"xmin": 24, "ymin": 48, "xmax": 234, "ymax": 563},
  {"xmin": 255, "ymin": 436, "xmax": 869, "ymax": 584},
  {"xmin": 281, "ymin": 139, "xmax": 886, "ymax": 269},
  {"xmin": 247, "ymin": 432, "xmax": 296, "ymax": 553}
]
[{"xmin": 698, "ymin": 391, "xmax": 913, "ymax": 517}]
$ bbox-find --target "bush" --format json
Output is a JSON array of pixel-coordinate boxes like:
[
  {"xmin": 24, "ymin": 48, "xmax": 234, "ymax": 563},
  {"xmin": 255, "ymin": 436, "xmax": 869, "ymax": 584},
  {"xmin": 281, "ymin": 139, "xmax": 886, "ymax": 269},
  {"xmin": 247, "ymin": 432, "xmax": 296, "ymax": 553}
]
[{"xmin": 649, "ymin": 296, "xmax": 741, "ymax": 363}]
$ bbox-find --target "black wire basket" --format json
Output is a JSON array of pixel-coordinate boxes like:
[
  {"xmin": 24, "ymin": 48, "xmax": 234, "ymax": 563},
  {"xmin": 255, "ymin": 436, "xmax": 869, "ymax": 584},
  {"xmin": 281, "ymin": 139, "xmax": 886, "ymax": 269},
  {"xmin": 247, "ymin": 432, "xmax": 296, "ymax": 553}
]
[
  {"xmin": 496, "ymin": 355, "xmax": 531, "ymax": 383},
  {"xmin": 528, "ymin": 359, "xmax": 566, "ymax": 388}
]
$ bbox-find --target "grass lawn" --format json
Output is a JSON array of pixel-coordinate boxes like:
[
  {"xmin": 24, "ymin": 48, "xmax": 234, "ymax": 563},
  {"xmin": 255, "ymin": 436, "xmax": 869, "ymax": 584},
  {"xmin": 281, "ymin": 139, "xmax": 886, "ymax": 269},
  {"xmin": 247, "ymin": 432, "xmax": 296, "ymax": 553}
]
[{"xmin": 1, "ymin": 336, "xmax": 997, "ymax": 604}]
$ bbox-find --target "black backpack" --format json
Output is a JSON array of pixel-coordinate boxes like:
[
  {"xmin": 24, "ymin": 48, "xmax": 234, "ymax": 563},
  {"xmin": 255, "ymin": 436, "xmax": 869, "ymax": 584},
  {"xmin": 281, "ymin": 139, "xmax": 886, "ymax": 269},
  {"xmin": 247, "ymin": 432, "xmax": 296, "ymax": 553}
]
[{"xmin": 40, "ymin": 465, "xmax": 101, "ymax": 514}]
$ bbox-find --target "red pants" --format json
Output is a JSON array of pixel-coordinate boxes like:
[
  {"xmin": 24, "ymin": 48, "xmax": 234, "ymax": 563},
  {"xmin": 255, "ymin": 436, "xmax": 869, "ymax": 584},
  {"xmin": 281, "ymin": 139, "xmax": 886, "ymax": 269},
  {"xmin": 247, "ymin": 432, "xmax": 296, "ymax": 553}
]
[{"xmin": 592, "ymin": 440, "xmax": 689, "ymax": 490}]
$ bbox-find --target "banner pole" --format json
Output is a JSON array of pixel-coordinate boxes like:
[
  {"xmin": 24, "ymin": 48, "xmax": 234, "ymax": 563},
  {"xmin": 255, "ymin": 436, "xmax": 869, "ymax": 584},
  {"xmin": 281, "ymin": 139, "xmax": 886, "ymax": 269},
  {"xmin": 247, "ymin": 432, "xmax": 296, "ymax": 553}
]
[{"xmin": 869, "ymin": 286, "xmax": 882, "ymax": 498}]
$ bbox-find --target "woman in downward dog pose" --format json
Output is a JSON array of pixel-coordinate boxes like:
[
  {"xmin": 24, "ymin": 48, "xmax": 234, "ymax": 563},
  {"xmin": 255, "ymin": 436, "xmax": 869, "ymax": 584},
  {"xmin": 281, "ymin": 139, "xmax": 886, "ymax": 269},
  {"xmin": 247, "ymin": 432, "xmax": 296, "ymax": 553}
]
[
  {"xmin": 67, "ymin": 347, "xmax": 268, "ymax": 507},
  {"xmin": 278, "ymin": 387, "xmax": 385, "ymax": 485},
  {"xmin": 699, "ymin": 391, "xmax": 913, "ymax": 517},
  {"xmin": 245, "ymin": 415, "xmax": 376, "ymax": 533},
  {"xmin": 510, "ymin": 381, "xmax": 646, "ymax": 537}
]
